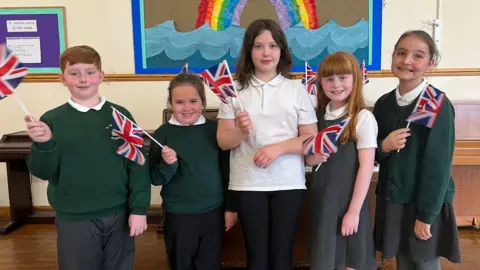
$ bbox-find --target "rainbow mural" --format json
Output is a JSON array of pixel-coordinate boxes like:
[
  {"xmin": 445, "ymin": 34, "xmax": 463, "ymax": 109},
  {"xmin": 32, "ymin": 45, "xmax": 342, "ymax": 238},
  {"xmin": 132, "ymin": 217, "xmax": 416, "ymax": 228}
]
[
  {"xmin": 132, "ymin": 0, "xmax": 382, "ymax": 74},
  {"xmin": 195, "ymin": 0, "xmax": 248, "ymax": 31},
  {"xmin": 195, "ymin": 0, "xmax": 319, "ymax": 31},
  {"xmin": 270, "ymin": 0, "xmax": 319, "ymax": 30}
]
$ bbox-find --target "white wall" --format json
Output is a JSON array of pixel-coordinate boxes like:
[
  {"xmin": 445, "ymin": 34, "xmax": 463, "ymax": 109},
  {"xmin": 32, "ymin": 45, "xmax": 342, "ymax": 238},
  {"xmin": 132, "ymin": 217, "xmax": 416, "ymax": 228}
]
[{"xmin": 1, "ymin": 0, "xmax": 479, "ymax": 206}]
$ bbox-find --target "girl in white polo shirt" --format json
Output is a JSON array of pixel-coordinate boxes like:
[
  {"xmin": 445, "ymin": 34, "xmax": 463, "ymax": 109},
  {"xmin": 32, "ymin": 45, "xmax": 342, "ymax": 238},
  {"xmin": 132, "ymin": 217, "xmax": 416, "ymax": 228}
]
[
  {"xmin": 217, "ymin": 19, "xmax": 317, "ymax": 270},
  {"xmin": 305, "ymin": 51, "xmax": 377, "ymax": 270}
]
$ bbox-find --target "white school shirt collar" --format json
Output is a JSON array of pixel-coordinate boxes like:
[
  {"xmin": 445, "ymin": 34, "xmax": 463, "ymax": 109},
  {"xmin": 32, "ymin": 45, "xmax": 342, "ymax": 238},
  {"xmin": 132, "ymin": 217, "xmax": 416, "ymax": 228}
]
[
  {"xmin": 395, "ymin": 79, "xmax": 427, "ymax": 106},
  {"xmin": 325, "ymin": 102, "xmax": 379, "ymax": 150},
  {"xmin": 324, "ymin": 102, "xmax": 348, "ymax": 120},
  {"xmin": 168, "ymin": 115, "xmax": 206, "ymax": 126},
  {"xmin": 250, "ymin": 73, "xmax": 285, "ymax": 87},
  {"xmin": 68, "ymin": 96, "xmax": 106, "ymax": 112}
]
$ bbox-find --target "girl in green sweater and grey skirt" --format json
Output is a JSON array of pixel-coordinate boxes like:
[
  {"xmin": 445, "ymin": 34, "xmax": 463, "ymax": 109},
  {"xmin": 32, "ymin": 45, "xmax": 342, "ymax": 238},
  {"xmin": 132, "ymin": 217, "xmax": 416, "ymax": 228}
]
[{"xmin": 373, "ymin": 30, "xmax": 461, "ymax": 270}]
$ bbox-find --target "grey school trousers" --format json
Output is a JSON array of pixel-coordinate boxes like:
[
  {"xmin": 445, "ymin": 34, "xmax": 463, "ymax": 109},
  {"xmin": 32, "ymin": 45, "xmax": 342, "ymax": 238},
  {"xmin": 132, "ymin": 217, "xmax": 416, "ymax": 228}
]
[
  {"xmin": 55, "ymin": 210, "xmax": 135, "ymax": 270},
  {"xmin": 396, "ymin": 254, "xmax": 441, "ymax": 270}
]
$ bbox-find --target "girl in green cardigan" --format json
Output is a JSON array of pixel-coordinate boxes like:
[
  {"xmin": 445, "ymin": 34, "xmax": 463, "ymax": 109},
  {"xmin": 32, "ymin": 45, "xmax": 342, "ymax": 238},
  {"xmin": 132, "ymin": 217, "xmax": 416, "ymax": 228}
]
[{"xmin": 373, "ymin": 30, "xmax": 461, "ymax": 270}]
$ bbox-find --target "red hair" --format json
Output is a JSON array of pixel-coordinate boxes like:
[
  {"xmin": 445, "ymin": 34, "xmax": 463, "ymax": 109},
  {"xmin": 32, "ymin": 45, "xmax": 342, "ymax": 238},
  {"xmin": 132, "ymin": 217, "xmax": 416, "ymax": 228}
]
[{"xmin": 316, "ymin": 51, "xmax": 366, "ymax": 144}]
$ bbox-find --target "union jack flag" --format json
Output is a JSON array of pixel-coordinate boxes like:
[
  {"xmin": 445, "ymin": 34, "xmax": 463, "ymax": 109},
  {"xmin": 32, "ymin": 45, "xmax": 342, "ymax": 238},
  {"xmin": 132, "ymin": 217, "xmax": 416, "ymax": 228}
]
[
  {"xmin": 179, "ymin": 63, "xmax": 188, "ymax": 74},
  {"xmin": 200, "ymin": 60, "xmax": 236, "ymax": 104},
  {"xmin": 301, "ymin": 61, "xmax": 317, "ymax": 96},
  {"xmin": 406, "ymin": 85, "xmax": 445, "ymax": 128},
  {"xmin": 360, "ymin": 60, "xmax": 369, "ymax": 85},
  {"xmin": 111, "ymin": 107, "xmax": 146, "ymax": 165},
  {"xmin": 0, "ymin": 43, "xmax": 28, "ymax": 100},
  {"xmin": 302, "ymin": 117, "xmax": 351, "ymax": 156}
]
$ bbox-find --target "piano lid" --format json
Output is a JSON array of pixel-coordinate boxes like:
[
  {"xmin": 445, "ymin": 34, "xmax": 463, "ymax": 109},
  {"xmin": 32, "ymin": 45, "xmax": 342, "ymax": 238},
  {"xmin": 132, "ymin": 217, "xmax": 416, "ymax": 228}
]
[
  {"xmin": 0, "ymin": 109, "xmax": 220, "ymax": 161},
  {"xmin": 0, "ymin": 130, "xmax": 158, "ymax": 161},
  {"xmin": 0, "ymin": 131, "xmax": 32, "ymax": 161}
]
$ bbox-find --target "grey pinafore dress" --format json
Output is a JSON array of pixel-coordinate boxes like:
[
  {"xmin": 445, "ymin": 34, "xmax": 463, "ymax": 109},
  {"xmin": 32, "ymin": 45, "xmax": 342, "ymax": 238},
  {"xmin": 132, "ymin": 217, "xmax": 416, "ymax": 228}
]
[{"xmin": 307, "ymin": 109, "xmax": 377, "ymax": 270}]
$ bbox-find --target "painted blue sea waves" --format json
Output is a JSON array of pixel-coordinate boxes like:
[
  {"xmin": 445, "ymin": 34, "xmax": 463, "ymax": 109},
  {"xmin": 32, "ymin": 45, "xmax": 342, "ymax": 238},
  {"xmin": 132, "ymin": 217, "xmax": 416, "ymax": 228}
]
[{"xmin": 145, "ymin": 19, "xmax": 369, "ymax": 72}]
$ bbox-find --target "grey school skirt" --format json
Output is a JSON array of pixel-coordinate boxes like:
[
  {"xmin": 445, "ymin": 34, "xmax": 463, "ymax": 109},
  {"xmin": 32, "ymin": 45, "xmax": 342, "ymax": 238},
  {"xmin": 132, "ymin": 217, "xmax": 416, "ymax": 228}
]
[{"xmin": 374, "ymin": 188, "xmax": 461, "ymax": 264}]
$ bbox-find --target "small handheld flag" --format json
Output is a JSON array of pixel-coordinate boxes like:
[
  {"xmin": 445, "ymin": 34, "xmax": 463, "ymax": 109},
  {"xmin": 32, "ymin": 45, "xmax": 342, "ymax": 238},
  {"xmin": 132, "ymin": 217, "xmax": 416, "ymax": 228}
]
[
  {"xmin": 406, "ymin": 85, "xmax": 445, "ymax": 128},
  {"xmin": 397, "ymin": 85, "xmax": 445, "ymax": 153},
  {"xmin": 179, "ymin": 63, "xmax": 188, "ymax": 74},
  {"xmin": 200, "ymin": 60, "xmax": 239, "ymax": 106},
  {"xmin": 361, "ymin": 60, "xmax": 369, "ymax": 85},
  {"xmin": 302, "ymin": 117, "xmax": 351, "ymax": 171},
  {"xmin": 0, "ymin": 43, "xmax": 28, "ymax": 100},
  {"xmin": 301, "ymin": 61, "xmax": 317, "ymax": 96},
  {"xmin": 303, "ymin": 117, "xmax": 350, "ymax": 156},
  {"xmin": 111, "ymin": 106, "xmax": 165, "ymax": 162},
  {"xmin": 0, "ymin": 43, "xmax": 30, "ymax": 115},
  {"xmin": 111, "ymin": 107, "xmax": 146, "ymax": 165}
]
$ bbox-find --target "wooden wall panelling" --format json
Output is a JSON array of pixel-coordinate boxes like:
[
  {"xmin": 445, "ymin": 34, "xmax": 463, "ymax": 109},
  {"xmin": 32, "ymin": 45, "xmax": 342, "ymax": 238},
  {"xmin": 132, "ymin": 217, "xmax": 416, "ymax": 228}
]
[
  {"xmin": 453, "ymin": 101, "xmax": 480, "ymax": 140},
  {"xmin": 451, "ymin": 166, "xmax": 480, "ymax": 227}
]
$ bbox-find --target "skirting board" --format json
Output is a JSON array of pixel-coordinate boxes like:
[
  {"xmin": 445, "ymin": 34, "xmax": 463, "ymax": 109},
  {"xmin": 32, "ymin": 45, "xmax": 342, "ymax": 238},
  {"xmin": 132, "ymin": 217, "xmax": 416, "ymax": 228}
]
[{"xmin": 0, "ymin": 206, "xmax": 478, "ymax": 228}]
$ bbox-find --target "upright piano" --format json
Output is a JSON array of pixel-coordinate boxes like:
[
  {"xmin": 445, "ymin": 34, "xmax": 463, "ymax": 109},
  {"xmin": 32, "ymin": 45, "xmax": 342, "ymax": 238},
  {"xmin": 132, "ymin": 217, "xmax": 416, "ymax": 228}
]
[
  {"xmin": 0, "ymin": 131, "xmax": 165, "ymax": 235},
  {"xmin": 0, "ymin": 131, "xmax": 33, "ymax": 234}
]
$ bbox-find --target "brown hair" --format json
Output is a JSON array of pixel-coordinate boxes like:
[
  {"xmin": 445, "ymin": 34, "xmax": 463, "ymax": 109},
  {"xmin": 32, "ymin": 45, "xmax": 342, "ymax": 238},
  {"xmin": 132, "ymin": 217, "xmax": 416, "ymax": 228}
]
[
  {"xmin": 316, "ymin": 51, "xmax": 366, "ymax": 144},
  {"xmin": 59, "ymin": 45, "xmax": 102, "ymax": 73},
  {"xmin": 394, "ymin": 30, "xmax": 440, "ymax": 66},
  {"xmin": 235, "ymin": 19, "xmax": 292, "ymax": 90},
  {"xmin": 167, "ymin": 74, "xmax": 206, "ymax": 107}
]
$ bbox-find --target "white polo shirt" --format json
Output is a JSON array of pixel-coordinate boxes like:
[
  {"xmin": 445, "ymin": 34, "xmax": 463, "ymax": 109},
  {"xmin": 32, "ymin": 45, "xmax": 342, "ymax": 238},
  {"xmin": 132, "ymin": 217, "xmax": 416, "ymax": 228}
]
[
  {"xmin": 217, "ymin": 74, "xmax": 317, "ymax": 191},
  {"xmin": 395, "ymin": 79, "xmax": 427, "ymax": 106},
  {"xmin": 324, "ymin": 102, "xmax": 378, "ymax": 149}
]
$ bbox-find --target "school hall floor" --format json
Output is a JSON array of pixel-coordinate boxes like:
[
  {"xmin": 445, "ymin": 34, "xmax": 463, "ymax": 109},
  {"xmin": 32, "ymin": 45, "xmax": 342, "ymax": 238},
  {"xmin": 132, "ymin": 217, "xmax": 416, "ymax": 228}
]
[{"xmin": 0, "ymin": 225, "xmax": 479, "ymax": 270}]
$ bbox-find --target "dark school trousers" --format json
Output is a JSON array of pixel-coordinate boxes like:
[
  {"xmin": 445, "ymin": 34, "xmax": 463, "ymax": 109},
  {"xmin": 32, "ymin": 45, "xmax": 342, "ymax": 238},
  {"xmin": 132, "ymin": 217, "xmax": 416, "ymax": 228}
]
[
  {"xmin": 55, "ymin": 210, "xmax": 134, "ymax": 270},
  {"xmin": 163, "ymin": 207, "xmax": 224, "ymax": 270},
  {"xmin": 234, "ymin": 189, "xmax": 305, "ymax": 270},
  {"xmin": 396, "ymin": 254, "xmax": 441, "ymax": 270}
]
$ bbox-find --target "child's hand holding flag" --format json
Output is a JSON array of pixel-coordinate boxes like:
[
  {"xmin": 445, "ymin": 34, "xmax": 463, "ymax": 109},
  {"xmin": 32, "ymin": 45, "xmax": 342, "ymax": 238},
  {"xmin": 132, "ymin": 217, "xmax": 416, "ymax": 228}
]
[
  {"xmin": 235, "ymin": 111, "xmax": 253, "ymax": 135},
  {"xmin": 201, "ymin": 60, "xmax": 256, "ymax": 142},
  {"xmin": 25, "ymin": 115, "xmax": 53, "ymax": 143},
  {"xmin": 303, "ymin": 117, "xmax": 351, "ymax": 171},
  {"xmin": 161, "ymin": 146, "xmax": 177, "ymax": 164}
]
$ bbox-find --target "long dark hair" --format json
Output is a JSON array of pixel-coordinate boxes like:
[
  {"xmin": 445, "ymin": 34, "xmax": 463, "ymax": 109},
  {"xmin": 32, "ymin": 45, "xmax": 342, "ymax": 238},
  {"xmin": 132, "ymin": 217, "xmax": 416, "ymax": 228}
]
[{"xmin": 235, "ymin": 19, "xmax": 292, "ymax": 90}]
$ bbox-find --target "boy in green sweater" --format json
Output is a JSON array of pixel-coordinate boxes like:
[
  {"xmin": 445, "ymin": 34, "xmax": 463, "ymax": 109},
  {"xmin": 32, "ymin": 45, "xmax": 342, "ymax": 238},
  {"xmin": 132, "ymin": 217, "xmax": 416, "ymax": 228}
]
[
  {"xmin": 149, "ymin": 74, "xmax": 237, "ymax": 270},
  {"xmin": 25, "ymin": 45, "xmax": 151, "ymax": 270}
]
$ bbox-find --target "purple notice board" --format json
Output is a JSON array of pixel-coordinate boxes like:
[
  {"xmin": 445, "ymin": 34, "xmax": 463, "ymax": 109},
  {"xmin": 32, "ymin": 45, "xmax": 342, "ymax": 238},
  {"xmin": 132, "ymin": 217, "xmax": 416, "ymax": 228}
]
[{"xmin": 0, "ymin": 7, "xmax": 66, "ymax": 73}]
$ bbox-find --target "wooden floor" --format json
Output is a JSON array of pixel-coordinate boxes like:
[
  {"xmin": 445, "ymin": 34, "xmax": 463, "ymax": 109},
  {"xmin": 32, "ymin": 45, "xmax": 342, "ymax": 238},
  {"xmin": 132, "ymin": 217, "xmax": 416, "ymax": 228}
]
[{"xmin": 0, "ymin": 225, "xmax": 479, "ymax": 270}]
